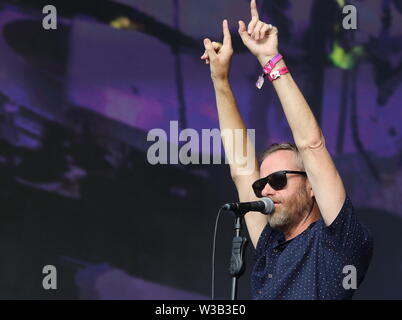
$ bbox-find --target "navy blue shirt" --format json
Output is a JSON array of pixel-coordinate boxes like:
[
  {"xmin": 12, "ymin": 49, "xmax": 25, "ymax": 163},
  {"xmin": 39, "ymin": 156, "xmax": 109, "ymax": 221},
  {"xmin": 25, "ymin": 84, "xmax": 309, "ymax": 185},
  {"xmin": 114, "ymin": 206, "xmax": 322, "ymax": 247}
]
[{"xmin": 251, "ymin": 195, "xmax": 373, "ymax": 300}]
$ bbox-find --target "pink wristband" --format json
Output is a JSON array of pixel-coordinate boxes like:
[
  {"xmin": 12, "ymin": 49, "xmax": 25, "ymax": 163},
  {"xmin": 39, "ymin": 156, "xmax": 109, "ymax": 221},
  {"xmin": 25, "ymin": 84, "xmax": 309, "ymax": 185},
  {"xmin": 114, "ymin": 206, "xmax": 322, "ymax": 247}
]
[
  {"xmin": 268, "ymin": 66, "xmax": 289, "ymax": 82},
  {"xmin": 256, "ymin": 53, "xmax": 283, "ymax": 89},
  {"xmin": 262, "ymin": 53, "xmax": 283, "ymax": 75}
]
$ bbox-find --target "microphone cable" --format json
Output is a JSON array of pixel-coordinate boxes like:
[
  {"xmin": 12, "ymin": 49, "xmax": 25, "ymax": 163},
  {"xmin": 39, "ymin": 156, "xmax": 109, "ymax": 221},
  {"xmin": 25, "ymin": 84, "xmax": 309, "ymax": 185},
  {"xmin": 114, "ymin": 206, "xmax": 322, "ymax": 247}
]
[{"xmin": 211, "ymin": 207, "xmax": 223, "ymax": 300}]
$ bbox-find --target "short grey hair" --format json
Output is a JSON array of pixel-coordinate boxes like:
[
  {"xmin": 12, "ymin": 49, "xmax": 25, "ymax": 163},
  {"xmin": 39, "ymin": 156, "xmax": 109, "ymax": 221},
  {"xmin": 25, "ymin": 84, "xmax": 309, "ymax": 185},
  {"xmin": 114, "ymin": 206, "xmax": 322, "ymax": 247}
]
[{"xmin": 259, "ymin": 142, "xmax": 305, "ymax": 171}]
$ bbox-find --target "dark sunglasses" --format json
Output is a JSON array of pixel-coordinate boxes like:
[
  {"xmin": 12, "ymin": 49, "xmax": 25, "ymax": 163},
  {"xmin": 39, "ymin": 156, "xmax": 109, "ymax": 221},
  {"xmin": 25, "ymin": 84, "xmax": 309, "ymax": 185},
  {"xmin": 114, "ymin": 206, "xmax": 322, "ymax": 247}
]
[{"xmin": 252, "ymin": 170, "xmax": 307, "ymax": 197}]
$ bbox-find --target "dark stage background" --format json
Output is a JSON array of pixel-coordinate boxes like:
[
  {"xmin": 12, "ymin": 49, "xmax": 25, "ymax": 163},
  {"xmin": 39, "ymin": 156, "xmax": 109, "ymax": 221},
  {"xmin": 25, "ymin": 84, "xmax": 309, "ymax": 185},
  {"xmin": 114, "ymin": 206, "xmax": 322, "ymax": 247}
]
[{"xmin": 0, "ymin": 0, "xmax": 401, "ymax": 299}]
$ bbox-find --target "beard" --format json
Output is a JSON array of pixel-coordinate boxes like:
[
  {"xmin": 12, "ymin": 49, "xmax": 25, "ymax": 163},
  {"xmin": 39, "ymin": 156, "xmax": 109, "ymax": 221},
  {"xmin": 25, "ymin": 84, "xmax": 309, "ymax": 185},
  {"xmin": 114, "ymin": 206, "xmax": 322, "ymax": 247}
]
[{"xmin": 268, "ymin": 183, "xmax": 312, "ymax": 231}]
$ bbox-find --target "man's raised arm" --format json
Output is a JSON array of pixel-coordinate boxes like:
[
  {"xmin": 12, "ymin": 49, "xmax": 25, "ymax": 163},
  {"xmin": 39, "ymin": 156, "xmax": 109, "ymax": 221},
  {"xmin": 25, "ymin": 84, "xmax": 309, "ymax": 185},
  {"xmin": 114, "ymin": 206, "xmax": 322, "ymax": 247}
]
[
  {"xmin": 201, "ymin": 20, "xmax": 268, "ymax": 247},
  {"xmin": 239, "ymin": 0, "xmax": 346, "ymax": 226}
]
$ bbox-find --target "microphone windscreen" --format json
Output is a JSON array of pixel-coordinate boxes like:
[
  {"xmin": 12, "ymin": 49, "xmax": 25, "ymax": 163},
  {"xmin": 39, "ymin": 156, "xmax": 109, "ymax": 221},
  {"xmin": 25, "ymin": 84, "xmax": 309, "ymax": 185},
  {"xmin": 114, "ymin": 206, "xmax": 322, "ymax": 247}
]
[{"xmin": 260, "ymin": 197, "xmax": 274, "ymax": 214}]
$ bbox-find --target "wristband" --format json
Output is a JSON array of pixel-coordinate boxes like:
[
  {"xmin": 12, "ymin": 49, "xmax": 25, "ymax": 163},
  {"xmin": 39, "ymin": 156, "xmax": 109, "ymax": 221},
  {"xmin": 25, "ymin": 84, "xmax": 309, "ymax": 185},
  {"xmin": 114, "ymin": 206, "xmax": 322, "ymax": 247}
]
[
  {"xmin": 268, "ymin": 66, "xmax": 289, "ymax": 82},
  {"xmin": 256, "ymin": 53, "xmax": 283, "ymax": 89}
]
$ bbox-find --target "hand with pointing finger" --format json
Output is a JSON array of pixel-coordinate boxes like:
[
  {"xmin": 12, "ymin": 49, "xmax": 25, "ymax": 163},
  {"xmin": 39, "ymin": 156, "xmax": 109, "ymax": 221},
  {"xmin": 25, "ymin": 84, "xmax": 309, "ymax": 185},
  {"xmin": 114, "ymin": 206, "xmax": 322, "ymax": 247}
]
[
  {"xmin": 238, "ymin": 0, "xmax": 279, "ymax": 66},
  {"xmin": 200, "ymin": 19, "xmax": 233, "ymax": 82}
]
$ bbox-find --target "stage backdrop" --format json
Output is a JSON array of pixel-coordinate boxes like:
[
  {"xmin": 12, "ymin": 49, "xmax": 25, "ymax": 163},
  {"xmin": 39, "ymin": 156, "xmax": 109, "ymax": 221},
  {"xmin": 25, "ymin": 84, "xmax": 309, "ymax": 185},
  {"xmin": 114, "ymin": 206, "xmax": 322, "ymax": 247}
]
[{"xmin": 0, "ymin": 0, "xmax": 401, "ymax": 299}]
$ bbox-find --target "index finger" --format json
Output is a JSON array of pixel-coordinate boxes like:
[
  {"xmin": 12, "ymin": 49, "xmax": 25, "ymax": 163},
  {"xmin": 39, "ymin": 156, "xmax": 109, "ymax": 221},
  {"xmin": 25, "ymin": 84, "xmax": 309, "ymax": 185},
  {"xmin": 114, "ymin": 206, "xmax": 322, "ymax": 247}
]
[
  {"xmin": 250, "ymin": 0, "xmax": 259, "ymax": 20},
  {"xmin": 222, "ymin": 19, "xmax": 232, "ymax": 46}
]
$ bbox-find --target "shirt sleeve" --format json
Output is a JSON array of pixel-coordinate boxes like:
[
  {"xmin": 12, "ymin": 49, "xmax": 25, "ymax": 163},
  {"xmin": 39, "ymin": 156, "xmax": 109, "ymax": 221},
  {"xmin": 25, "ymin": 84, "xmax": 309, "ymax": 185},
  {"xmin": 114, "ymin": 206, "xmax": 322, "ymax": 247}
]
[{"xmin": 321, "ymin": 195, "xmax": 373, "ymax": 253}]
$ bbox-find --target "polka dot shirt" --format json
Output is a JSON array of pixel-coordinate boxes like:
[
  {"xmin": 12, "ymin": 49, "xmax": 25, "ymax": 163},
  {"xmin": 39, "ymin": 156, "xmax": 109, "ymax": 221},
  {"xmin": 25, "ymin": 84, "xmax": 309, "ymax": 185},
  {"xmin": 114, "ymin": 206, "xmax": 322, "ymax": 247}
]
[{"xmin": 251, "ymin": 195, "xmax": 373, "ymax": 300}]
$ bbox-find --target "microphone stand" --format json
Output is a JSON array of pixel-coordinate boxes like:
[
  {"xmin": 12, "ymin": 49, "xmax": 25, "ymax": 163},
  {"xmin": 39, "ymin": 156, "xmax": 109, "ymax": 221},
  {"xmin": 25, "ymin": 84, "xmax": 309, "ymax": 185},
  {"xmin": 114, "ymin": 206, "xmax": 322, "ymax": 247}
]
[{"xmin": 228, "ymin": 211, "xmax": 248, "ymax": 300}]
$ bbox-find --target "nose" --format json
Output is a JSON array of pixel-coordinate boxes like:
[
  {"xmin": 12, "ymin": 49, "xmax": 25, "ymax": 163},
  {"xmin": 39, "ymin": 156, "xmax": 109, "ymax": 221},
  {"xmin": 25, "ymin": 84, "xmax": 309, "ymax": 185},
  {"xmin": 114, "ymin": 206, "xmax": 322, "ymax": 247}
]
[{"xmin": 260, "ymin": 181, "xmax": 276, "ymax": 197}]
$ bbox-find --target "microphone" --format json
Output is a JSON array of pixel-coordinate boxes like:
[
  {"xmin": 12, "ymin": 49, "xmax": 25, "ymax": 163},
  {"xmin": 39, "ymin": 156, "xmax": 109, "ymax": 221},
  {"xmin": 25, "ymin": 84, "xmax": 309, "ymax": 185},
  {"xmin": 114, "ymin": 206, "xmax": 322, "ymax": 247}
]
[{"xmin": 221, "ymin": 197, "xmax": 274, "ymax": 215}]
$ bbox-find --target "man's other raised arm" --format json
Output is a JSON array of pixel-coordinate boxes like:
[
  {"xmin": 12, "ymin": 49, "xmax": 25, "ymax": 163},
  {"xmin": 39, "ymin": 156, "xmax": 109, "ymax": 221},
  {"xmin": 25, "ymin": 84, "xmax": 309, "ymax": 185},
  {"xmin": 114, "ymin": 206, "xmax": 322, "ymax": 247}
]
[{"xmin": 201, "ymin": 20, "xmax": 268, "ymax": 247}]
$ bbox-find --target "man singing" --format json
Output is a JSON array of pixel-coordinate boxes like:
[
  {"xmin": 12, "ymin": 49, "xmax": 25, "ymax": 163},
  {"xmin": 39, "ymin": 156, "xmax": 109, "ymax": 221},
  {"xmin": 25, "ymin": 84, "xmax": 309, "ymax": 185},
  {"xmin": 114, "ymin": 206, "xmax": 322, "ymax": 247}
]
[{"xmin": 201, "ymin": 0, "xmax": 373, "ymax": 299}]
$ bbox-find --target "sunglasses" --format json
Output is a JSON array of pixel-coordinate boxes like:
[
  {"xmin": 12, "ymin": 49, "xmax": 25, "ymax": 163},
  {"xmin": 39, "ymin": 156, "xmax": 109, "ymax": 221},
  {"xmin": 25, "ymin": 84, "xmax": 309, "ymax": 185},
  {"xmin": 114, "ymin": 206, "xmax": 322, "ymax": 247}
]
[{"xmin": 252, "ymin": 170, "xmax": 307, "ymax": 197}]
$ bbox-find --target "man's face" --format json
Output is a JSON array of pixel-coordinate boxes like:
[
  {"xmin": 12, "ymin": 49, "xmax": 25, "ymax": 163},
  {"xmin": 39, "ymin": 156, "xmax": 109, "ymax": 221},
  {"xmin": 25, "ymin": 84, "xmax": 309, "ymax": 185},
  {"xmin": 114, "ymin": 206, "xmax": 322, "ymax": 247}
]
[{"xmin": 259, "ymin": 150, "xmax": 313, "ymax": 231}]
